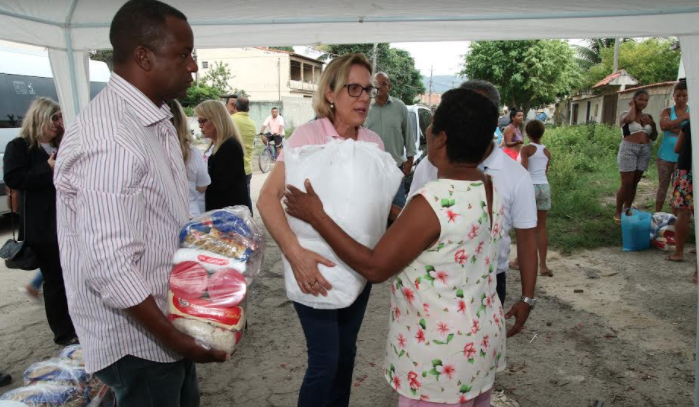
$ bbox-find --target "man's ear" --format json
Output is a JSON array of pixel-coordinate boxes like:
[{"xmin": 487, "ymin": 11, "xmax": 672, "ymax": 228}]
[{"xmin": 133, "ymin": 45, "xmax": 154, "ymax": 72}]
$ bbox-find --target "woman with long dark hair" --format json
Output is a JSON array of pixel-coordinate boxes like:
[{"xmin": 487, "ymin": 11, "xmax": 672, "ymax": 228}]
[{"xmin": 3, "ymin": 97, "xmax": 77, "ymax": 345}]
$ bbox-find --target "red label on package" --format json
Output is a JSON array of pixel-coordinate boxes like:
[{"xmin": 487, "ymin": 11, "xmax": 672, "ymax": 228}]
[
  {"xmin": 169, "ymin": 292, "xmax": 243, "ymax": 328},
  {"xmin": 198, "ymin": 254, "xmax": 230, "ymax": 266}
]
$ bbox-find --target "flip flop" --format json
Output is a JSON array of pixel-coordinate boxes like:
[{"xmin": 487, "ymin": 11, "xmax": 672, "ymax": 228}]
[
  {"xmin": 539, "ymin": 270, "xmax": 554, "ymax": 277},
  {"xmin": 666, "ymin": 255, "xmax": 684, "ymax": 262},
  {"xmin": 613, "ymin": 216, "xmax": 621, "ymax": 225},
  {"xmin": 508, "ymin": 261, "xmax": 520, "ymax": 270}
]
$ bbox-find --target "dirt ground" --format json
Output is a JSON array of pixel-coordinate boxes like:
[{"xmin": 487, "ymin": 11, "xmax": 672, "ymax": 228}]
[{"xmin": 0, "ymin": 171, "xmax": 696, "ymax": 407}]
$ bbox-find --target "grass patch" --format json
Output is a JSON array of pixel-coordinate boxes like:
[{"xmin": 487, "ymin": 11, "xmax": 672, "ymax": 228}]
[{"xmin": 545, "ymin": 123, "xmax": 626, "ymax": 253}]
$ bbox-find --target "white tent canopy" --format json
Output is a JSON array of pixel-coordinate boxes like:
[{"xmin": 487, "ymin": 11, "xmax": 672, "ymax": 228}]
[{"xmin": 1, "ymin": 0, "xmax": 699, "ymax": 403}]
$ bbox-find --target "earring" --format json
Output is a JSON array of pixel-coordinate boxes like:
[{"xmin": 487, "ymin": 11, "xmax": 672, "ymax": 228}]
[{"xmin": 330, "ymin": 103, "xmax": 335, "ymax": 109}]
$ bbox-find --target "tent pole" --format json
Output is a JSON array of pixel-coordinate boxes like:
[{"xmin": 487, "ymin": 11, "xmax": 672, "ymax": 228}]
[
  {"xmin": 64, "ymin": 28, "xmax": 81, "ymax": 118},
  {"xmin": 679, "ymin": 34, "xmax": 699, "ymax": 407}
]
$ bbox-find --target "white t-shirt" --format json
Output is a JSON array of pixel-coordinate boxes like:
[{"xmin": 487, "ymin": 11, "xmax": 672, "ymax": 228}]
[
  {"xmin": 409, "ymin": 143, "xmax": 538, "ymax": 274},
  {"xmin": 186, "ymin": 145, "xmax": 211, "ymax": 217},
  {"xmin": 41, "ymin": 142, "xmax": 57, "ymax": 155}
]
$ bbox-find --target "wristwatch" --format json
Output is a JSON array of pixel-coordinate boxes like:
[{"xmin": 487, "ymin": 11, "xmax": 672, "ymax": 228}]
[{"xmin": 521, "ymin": 296, "xmax": 537, "ymax": 309}]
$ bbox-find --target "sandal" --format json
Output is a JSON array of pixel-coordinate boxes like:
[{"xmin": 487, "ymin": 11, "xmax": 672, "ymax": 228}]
[
  {"xmin": 508, "ymin": 261, "xmax": 520, "ymax": 270},
  {"xmin": 613, "ymin": 216, "xmax": 621, "ymax": 225},
  {"xmin": 666, "ymin": 254, "xmax": 684, "ymax": 262}
]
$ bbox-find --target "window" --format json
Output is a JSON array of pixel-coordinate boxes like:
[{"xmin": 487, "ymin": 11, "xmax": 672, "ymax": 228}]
[
  {"xmin": 290, "ymin": 60, "xmax": 302, "ymax": 81},
  {"xmin": 202, "ymin": 61, "xmax": 209, "ymax": 69},
  {"xmin": 303, "ymin": 64, "xmax": 313, "ymax": 83}
]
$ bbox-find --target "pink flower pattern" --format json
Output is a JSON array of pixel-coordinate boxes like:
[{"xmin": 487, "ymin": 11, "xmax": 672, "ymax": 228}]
[{"xmin": 385, "ymin": 180, "xmax": 505, "ymax": 404}]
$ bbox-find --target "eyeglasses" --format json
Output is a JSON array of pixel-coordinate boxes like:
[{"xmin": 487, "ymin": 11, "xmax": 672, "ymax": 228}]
[
  {"xmin": 197, "ymin": 118, "xmax": 208, "ymax": 125},
  {"xmin": 345, "ymin": 83, "xmax": 377, "ymax": 98},
  {"xmin": 51, "ymin": 113, "xmax": 62, "ymax": 122}
]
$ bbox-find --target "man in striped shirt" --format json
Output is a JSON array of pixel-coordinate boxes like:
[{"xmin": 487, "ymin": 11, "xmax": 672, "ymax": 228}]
[{"xmin": 55, "ymin": 1, "xmax": 227, "ymax": 406}]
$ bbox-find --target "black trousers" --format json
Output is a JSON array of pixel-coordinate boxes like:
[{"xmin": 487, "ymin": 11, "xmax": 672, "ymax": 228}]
[{"xmin": 33, "ymin": 244, "xmax": 76, "ymax": 344}]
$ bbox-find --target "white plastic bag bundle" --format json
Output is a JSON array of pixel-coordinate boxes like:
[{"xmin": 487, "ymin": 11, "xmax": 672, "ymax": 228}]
[{"xmin": 283, "ymin": 139, "xmax": 403, "ymax": 309}]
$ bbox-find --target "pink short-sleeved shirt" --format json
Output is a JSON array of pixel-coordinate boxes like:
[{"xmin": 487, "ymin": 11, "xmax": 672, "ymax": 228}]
[{"xmin": 278, "ymin": 117, "xmax": 385, "ymax": 162}]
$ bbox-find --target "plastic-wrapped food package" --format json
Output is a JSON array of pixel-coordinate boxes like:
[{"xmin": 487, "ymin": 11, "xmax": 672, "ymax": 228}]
[
  {"xmin": 57, "ymin": 346, "xmax": 83, "ymax": 365},
  {"xmin": 23, "ymin": 359, "xmax": 99, "ymax": 401},
  {"xmin": 651, "ymin": 212, "xmax": 677, "ymax": 251},
  {"xmin": 0, "ymin": 401, "xmax": 30, "ymax": 407},
  {"xmin": 0, "ymin": 385, "xmax": 87, "ymax": 407},
  {"xmin": 283, "ymin": 139, "xmax": 402, "ymax": 309},
  {"xmin": 169, "ymin": 207, "xmax": 264, "ymax": 354}
]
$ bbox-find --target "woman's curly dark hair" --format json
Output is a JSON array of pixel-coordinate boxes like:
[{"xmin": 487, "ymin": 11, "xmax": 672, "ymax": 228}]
[{"xmin": 431, "ymin": 88, "xmax": 498, "ymax": 164}]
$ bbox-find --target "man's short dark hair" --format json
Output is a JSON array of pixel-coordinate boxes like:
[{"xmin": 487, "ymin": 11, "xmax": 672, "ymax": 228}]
[
  {"xmin": 459, "ymin": 80, "xmax": 501, "ymax": 109},
  {"xmin": 236, "ymin": 96, "xmax": 250, "ymax": 112},
  {"xmin": 272, "ymin": 107, "xmax": 278, "ymax": 111},
  {"xmin": 110, "ymin": 0, "xmax": 187, "ymax": 65},
  {"xmin": 432, "ymin": 88, "xmax": 498, "ymax": 164},
  {"xmin": 225, "ymin": 94, "xmax": 238, "ymax": 105}
]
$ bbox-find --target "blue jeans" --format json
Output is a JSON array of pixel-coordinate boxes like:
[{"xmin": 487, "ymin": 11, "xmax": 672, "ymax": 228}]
[
  {"xmin": 293, "ymin": 283, "xmax": 372, "ymax": 407},
  {"xmin": 30, "ymin": 270, "xmax": 43, "ymax": 290},
  {"xmin": 245, "ymin": 173, "xmax": 253, "ymax": 216},
  {"xmin": 392, "ymin": 179, "xmax": 407, "ymax": 208},
  {"xmin": 94, "ymin": 355, "xmax": 199, "ymax": 407}
]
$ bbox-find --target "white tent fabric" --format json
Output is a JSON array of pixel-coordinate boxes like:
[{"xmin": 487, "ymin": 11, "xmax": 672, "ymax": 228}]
[{"xmin": 1, "ymin": 1, "xmax": 699, "ymax": 402}]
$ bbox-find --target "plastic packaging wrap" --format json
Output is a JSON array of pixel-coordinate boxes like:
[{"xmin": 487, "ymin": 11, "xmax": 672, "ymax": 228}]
[
  {"xmin": 23, "ymin": 359, "xmax": 99, "ymax": 401},
  {"xmin": 57, "ymin": 346, "xmax": 83, "ymax": 365},
  {"xmin": 283, "ymin": 139, "xmax": 402, "ymax": 309},
  {"xmin": 0, "ymin": 385, "xmax": 87, "ymax": 407},
  {"xmin": 651, "ymin": 212, "xmax": 677, "ymax": 251},
  {"xmin": 169, "ymin": 207, "xmax": 264, "ymax": 354}
]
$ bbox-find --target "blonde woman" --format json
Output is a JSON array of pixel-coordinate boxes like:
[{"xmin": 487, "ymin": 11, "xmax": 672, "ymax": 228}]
[
  {"xmin": 3, "ymin": 97, "xmax": 77, "ymax": 345},
  {"xmin": 257, "ymin": 53, "xmax": 384, "ymax": 406},
  {"xmin": 168, "ymin": 99, "xmax": 210, "ymax": 217},
  {"xmin": 195, "ymin": 100, "xmax": 249, "ymax": 212}
]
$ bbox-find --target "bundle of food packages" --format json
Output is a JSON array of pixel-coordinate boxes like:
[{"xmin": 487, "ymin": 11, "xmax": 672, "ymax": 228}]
[
  {"xmin": 168, "ymin": 206, "xmax": 264, "ymax": 354},
  {"xmin": 651, "ymin": 212, "xmax": 677, "ymax": 251},
  {"xmin": 0, "ymin": 345, "xmax": 114, "ymax": 407}
]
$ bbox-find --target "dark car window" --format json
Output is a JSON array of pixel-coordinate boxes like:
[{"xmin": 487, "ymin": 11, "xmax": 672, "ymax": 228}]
[
  {"xmin": 0, "ymin": 74, "xmax": 19, "ymax": 128},
  {"xmin": 7, "ymin": 75, "xmax": 60, "ymax": 123},
  {"xmin": 418, "ymin": 108, "xmax": 432, "ymax": 144}
]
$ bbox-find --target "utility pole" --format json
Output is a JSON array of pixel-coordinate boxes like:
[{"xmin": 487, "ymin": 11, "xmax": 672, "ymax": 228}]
[
  {"xmin": 371, "ymin": 43, "xmax": 378, "ymax": 75},
  {"xmin": 427, "ymin": 66, "xmax": 433, "ymax": 107},
  {"xmin": 613, "ymin": 38, "xmax": 620, "ymax": 73}
]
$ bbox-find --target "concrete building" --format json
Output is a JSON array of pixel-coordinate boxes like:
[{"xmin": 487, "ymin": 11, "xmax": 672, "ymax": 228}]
[
  {"xmin": 195, "ymin": 47, "xmax": 324, "ymax": 102},
  {"xmin": 617, "ymin": 81, "xmax": 678, "ymax": 123},
  {"xmin": 568, "ymin": 70, "xmax": 639, "ymax": 125}
]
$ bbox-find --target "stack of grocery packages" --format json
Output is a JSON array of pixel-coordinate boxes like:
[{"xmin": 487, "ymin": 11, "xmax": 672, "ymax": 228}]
[
  {"xmin": 168, "ymin": 207, "xmax": 264, "ymax": 353},
  {"xmin": 0, "ymin": 345, "xmax": 115, "ymax": 407},
  {"xmin": 0, "ymin": 207, "xmax": 263, "ymax": 407}
]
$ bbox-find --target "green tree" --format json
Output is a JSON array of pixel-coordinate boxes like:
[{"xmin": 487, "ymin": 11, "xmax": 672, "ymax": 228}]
[
  {"xmin": 582, "ymin": 38, "xmax": 680, "ymax": 89},
  {"xmin": 202, "ymin": 61, "xmax": 232, "ymax": 93},
  {"xmin": 89, "ymin": 50, "xmax": 114, "ymax": 70},
  {"xmin": 572, "ymin": 38, "xmax": 629, "ymax": 69},
  {"xmin": 269, "ymin": 46, "xmax": 295, "ymax": 52},
  {"xmin": 461, "ymin": 40, "xmax": 581, "ymax": 114},
  {"xmin": 320, "ymin": 44, "xmax": 425, "ymax": 105}
]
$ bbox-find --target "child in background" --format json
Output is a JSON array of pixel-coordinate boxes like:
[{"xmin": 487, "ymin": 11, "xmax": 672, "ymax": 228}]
[{"xmin": 519, "ymin": 120, "xmax": 552, "ymax": 276}]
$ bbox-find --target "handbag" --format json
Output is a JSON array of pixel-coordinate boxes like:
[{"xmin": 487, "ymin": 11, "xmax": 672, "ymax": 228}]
[{"xmin": 0, "ymin": 189, "xmax": 40, "ymax": 270}]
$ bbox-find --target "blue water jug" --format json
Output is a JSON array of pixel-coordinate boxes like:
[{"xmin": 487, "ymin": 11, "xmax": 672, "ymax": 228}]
[{"xmin": 621, "ymin": 209, "xmax": 651, "ymax": 252}]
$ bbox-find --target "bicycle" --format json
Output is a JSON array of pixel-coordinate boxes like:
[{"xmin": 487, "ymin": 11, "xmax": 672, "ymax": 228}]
[{"xmin": 257, "ymin": 132, "xmax": 283, "ymax": 173}]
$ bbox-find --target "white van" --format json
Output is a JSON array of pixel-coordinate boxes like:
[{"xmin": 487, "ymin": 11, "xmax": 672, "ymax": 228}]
[{"xmin": 0, "ymin": 47, "xmax": 110, "ymax": 215}]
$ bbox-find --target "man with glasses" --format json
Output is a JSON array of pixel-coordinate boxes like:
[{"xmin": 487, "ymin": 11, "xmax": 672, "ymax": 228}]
[{"xmin": 365, "ymin": 72, "xmax": 416, "ymax": 209}]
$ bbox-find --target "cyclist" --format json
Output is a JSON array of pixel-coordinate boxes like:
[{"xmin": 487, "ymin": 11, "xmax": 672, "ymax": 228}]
[{"xmin": 260, "ymin": 107, "xmax": 285, "ymax": 158}]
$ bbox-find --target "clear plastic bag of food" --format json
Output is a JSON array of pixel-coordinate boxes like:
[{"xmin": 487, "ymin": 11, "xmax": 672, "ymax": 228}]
[
  {"xmin": 179, "ymin": 206, "xmax": 264, "ymax": 282},
  {"xmin": 23, "ymin": 359, "xmax": 100, "ymax": 401},
  {"xmin": 0, "ymin": 384, "xmax": 88, "ymax": 407},
  {"xmin": 57, "ymin": 345, "xmax": 83, "ymax": 365}
]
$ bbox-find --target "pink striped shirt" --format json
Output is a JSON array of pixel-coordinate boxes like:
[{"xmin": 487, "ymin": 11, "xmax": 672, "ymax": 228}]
[{"xmin": 54, "ymin": 73, "xmax": 190, "ymax": 373}]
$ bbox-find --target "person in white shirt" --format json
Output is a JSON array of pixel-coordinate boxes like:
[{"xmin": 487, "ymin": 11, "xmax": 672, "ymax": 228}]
[{"xmin": 409, "ymin": 80, "xmax": 538, "ymax": 335}]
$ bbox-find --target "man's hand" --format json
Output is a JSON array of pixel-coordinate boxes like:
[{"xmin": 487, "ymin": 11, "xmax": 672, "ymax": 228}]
[
  {"xmin": 172, "ymin": 333, "xmax": 230, "ymax": 363},
  {"xmin": 402, "ymin": 157, "xmax": 414, "ymax": 177},
  {"xmin": 505, "ymin": 301, "xmax": 531, "ymax": 337}
]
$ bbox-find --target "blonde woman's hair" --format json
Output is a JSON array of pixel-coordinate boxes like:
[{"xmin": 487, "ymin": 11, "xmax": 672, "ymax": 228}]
[
  {"xmin": 19, "ymin": 97, "xmax": 62, "ymax": 149},
  {"xmin": 194, "ymin": 100, "xmax": 242, "ymax": 154},
  {"xmin": 313, "ymin": 53, "xmax": 373, "ymax": 123},
  {"xmin": 167, "ymin": 99, "xmax": 192, "ymax": 164}
]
